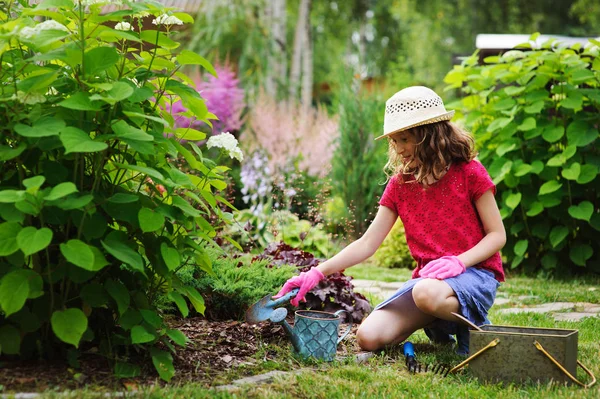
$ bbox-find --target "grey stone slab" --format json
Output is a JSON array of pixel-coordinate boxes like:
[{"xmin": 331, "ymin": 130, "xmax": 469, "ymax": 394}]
[
  {"xmin": 553, "ymin": 312, "xmax": 600, "ymax": 322},
  {"xmin": 215, "ymin": 370, "xmax": 298, "ymax": 391},
  {"xmin": 494, "ymin": 298, "xmax": 511, "ymax": 306}
]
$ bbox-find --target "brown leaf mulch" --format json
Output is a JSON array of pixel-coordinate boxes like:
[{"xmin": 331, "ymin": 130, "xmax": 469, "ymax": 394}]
[{"xmin": 0, "ymin": 317, "xmax": 360, "ymax": 394}]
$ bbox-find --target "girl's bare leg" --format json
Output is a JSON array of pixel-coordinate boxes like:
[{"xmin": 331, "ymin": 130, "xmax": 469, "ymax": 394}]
[
  {"xmin": 356, "ymin": 279, "xmax": 460, "ymax": 351},
  {"xmin": 356, "ymin": 290, "xmax": 435, "ymax": 351}
]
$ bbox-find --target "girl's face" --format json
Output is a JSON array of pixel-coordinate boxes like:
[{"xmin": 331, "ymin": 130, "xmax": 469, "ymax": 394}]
[{"xmin": 390, "ymin": 130, "xmax": 418, "ymax": 168}]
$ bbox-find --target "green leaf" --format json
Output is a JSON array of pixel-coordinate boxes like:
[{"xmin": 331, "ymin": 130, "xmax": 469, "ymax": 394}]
[
  {"xmin": 105, "ymin": 279, "xmax": 130, "ymax": 316},
  {"xmin": 569, "ymin": 69, "xmax": 595, "ymax": 84},
  {"xmin": 59, "ymin": 92, "xmax": 103, "ymax": 111},
  {"xmin": 496, "ymin": 142, "xmax": 516, "ymax": 157},
  {"xmin": 51, "ymin": 308, "xmax": 87, "ymax": 348},
  {"xmin": 140, "ymin": 30, "xmax": 179, "ymax": 50},
  {"xmin": 138, "ymin": 208, "xmax": 165, "ymax": 233},
  {"xmin": 541, "ymin": 253, "xmax": 557, "ymax": 270},
  {"xmin": 108, "ymin": 193, "xmax": 139, "ymax": 203},
  {"xmin": 17, "ymin": 227, "xmax": 53, "ymax": 256},
  {"xmin": 549, "ymin": 226, "xmax": 569, "ymax": 248},
  {"xmin": 514, "ymin": 163, "xmax": 532, "ymax": 177},
  {"xmin": 0, "ymin": 325, "xmax": 21, "ymax": 355},
  {"xmin": 166, "ymin": 328, "xmax": 188, "ymax": 347},
  {"xmin": 114, "ymin": 362, "xmax": 141, "ymax": 378},
  {"xmin": 150, "ymin": 348, "xmax": 175, "ymax": 382},
  {"xmin": 0, "ymin": 270, "xmax": 30, "ymax": 316},
  {"xmin": 45, "ymin": 182, "xmax": 78, "ymax": 201},
  {"xmin": 526, "ymin": 202, "xmax": 544, "ymax": 217},
  {"xmin": 131, "ymin": 325, "xmax": 155, "ymax": 344},
  {"xmin": 561, "ymin": 162, "xmax": 580, "ymax": 180},
  {"xmin": 568, "ymin": 201, "xmax": 594, "ymax": 221},
  {"xmin": 0, "ymin": 222, "xmax": 22, "ymax": 256},
  {"xmin": 60, "ymin": 240, "xmax": 95, "ymax": 270},
  {"xmin": 101, "ymin": 233, "xmax": 145, "ymax": 275},
  {"xmin": 168, "ymin": 291, "xmax": 189, "ymax": 318},
  {"xmin": 49, "ymin": 194, "xmax": 93, "ymax": 210},
  {"xmin": 591, "ymin": 213, "xmax": 600, "ymax": 232},
  {"xmin": 140, "ymin": 309, "xmax": 162, "ymax": 329},
  {"xmin": 0, "ymin": 143, "xmax": 27, "ymax": 161},
  {"xmin": 183, "ymin": 286, "xmax": 205, "ymax": 315},
  {"xmin": 505, "ymin": 192, "xmax": 521, "ymax": 209},
  {"xmin": 514, "ymin": 239, "xmax": 528, "ymax": 257},
  {"xmin": 23, "ymin": 176, "xmax": 45, "ymax": 191},
  {"xmin": 524, "ymin": 101, "xmax": 544, "ymax": 114},
  {"xmin": 36, "ymin": 0, "xmax": 74, "ymax": 10},
  {"xmin": 160, "ymin": 243, "xmax": 180, "ymax": 271},
  {"xmin": 577, "ymin": 164, "xmax": 598, "ymax": 184},
  {"xmin": 570, "ymin": 244, "xmax": 593, "ymax": 266},
  {"xmin": 118, "ymin": 309, "xmax": 142, "ymax": 330},
  {"xmin": 542, "ymin": 125, "xmax": 564, "ymax": 143},
  {"xmin": 90, "ymin": 82, "xmax": 134, "ymax": 105},
  {"xmin": 171, "ymin": 196, "xmax": 201, "ymax": 217},
  {"xmin": 517, "ymin": 117, "xmax": 536, "ymax": 131},
  {"xmin": 176, "ymin": 50, "xmax": 216, "ymax": 76},
  {"xmin": 113, "ymin": 163, "xmax": 164, "ymax": 181},
  {"xmin": 60, "ymin": 127, "xmax": 108, "ymax": 153},
  {"xmin": 14, "ymin": 117, "xmax": 65, "ymax": 138},
  {"xmin": 487, "ymin": 117, "xmax": 512, "ymax": 133},
  {"xmin": 539, "ymin": 180, "xmax": 562, "ymax": 196},
  {"xmin": 112, "ymin": 120, "xmax": 154, "ymax": 141},
  {"xmin": 173, "ymin": 128, "xmax": 207, "ymax": 141},
  {"xmin": 84, "ymin": 46, "xmax": 120, "ymax": 76},
  {"xmin": 0, "ymin": 190, "xmax": 24, "ymax": 204}
]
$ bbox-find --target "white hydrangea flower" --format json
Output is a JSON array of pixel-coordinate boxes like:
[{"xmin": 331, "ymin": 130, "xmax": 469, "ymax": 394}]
[
  {"xmin": 206, "ymin": 132, "xmax": 244, "ymax": 162},
  {"xmin": 16, "ymin": 91, "xmax": 47, "ymax": 105},
  {"xmin": 134, "ymin": 11, "xmax": 150, "ymax": 18},
  {"xmin": 114, "ymin": 21, "xmax": 133, "ymax": 31},
  {"xmin": 152, "ymin": 14, "xmax": 184, "ymax": 26},
  {"xmin": 19, "ymin": 20, "xmax": 69, "ymax": 41}
]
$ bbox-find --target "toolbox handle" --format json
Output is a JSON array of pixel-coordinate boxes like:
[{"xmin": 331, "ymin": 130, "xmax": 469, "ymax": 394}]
[
  {"xmin": 534, "ymin": 340, "xmax": 597, "ymax": 388},
  {"xmin": 446, "ymin": 338, "xmax": 501, "ymax": 374}
]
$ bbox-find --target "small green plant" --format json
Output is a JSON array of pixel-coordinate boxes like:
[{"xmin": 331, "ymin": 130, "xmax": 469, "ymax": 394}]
[
  {"xmin": 0, "ymin": 0, "xmax": 237, "ymax": 381},
  {"xmin": 374, "ymin": 220, "xmax": 413, "ymax": 269},
  {"xmin": 445, "ymin": 33, "xmax": 600, "ymax": 275},
  {"xmin": 181, "ymin": 251, "xmax": 296, "ymax": 320}
]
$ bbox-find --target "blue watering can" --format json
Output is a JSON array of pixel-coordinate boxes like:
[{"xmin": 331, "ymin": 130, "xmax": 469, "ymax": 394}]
[{"xmin": 245, "ymin": 288, "xmax": 353, "ymax": 361}]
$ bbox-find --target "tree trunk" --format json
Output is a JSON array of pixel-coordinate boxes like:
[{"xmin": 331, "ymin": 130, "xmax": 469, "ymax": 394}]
[
  {"xmin": 266, "ymin": 0, "xmax": 287, "ymax": 97},
  {"xmin": 301, "ymin": 0, "xmax": 312, "ymax": 108},
  {"xmin": 289, "ymin": 0, "xmax": 310, "ymax": 100}
]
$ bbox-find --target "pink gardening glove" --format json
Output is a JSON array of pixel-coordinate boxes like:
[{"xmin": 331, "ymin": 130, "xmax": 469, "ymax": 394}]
[
  {"xmin": 273, "ymin": 268, "xmax": 325, "ymax": 307},
  {"xmin": 419, "ymin": 256, "xmax": 466, "ymax": 280}
]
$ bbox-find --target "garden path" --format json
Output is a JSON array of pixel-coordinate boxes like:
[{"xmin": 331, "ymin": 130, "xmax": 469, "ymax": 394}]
[{"xmin": 352, "ymin": 279, "xmax": 600, "ymax": 322}]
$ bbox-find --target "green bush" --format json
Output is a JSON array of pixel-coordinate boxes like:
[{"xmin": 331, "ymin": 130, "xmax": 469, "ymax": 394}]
[
  {"xmin": 445, "ymin": 33, "xmax": 600, "ymax": 274},
  {"xmin": 0, "ymin": 0, "xmax": 236, "ymax": 381},
  {"xmin": 181, "ymin": 252, "xmax": 296, "ymax": 320},
  {"xmin": 331, "ymin": 71, "xmax": 388, "ymax": 238},
  {"xmin": 374, "ymin": 220, "xmax": 413, "ymax": 269}
]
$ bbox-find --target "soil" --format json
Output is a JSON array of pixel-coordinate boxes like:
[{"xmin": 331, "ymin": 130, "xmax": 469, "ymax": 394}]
[{"xmin": 0, "ymin": 317, "xmax": 361, "ymax": 394}]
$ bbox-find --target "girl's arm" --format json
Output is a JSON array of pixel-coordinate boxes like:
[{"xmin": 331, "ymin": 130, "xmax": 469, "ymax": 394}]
[
  {"xmin": 317, "ymin": 205, "xmax": 398, "ymax": 276},
  {"xmin": 457, "ymin": 190, "xmax": 506, "ymax": 267}
]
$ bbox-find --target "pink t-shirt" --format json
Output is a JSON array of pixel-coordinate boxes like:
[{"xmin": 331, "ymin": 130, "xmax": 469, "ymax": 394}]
[{"xmin": 379, "ymin": 160, "xmax": 505, "ymax": 282}]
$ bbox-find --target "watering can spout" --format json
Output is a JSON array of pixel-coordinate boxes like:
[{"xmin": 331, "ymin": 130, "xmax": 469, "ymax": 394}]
[{"xmin": 281, "ymin": 320, "xmax": 303, "ymax": 352}]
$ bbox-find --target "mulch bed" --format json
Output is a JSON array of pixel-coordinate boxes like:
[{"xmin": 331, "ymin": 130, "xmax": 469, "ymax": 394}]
[{"xmin": 0, "ymin": 317, "xmax": 361, "ymax": 394}]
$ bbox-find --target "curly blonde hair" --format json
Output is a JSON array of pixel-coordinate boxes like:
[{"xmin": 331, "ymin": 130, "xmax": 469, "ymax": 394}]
[{"xmin": 384, "ymin": 121, "xmax": 477, "ymax": 186}]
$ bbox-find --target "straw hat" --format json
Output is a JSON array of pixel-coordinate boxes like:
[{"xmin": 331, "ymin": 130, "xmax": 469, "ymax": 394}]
[{"xmin": 375, "ymin": 86, "xmax": 455, "ymax": 140}]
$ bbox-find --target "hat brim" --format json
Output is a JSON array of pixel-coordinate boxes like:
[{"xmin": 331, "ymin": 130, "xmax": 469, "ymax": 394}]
[{"xmin": 375, "ymin": 110, "xmax": 455, "ymax": 141}]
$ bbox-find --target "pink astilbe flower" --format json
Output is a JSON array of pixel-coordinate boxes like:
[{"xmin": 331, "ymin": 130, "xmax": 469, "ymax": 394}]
[
  {"xmin": 242, "ymin": 91, "xmax": 339, "ymax": 178},
  {"xmin": 162, "ymin": 62, "xmax": 245, "ymax": 134},
  {"xmin": 198, "ymin": 63, "xmax": 245, "ymax": 134}
]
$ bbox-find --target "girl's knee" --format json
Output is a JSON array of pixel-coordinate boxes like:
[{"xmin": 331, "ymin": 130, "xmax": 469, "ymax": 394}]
[
  {"xmin": 412, "ymin": 280, "xmax": 447, "ymax": 314},
  {"xmin": 356, "ymin": 323, "xmax": 384, "ymax": 351}
]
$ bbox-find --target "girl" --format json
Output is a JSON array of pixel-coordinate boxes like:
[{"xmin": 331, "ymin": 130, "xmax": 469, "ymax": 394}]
[{"xmin": 274, "ymin": 86, "xmax": 506, "ymax": 355}]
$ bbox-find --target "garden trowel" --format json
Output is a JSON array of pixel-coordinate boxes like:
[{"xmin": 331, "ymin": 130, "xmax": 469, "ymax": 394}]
[{"xmin": 245, "ymin": 288, "xmax": 299, "ymax": 324}]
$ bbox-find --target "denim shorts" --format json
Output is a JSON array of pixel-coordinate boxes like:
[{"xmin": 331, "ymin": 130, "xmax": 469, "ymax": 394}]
[{"xmin": 374, "ymin": 267, "xmax": 500, "ymax": 330}]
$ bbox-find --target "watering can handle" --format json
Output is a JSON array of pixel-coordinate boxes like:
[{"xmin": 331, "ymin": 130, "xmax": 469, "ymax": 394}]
[
  {"xmin": 271, "ymin": 288, "xmax": 300, "ymax": 307},
  {"xmin": 333, "ymin": 310, "xmax": 353, "ymax": 344}
]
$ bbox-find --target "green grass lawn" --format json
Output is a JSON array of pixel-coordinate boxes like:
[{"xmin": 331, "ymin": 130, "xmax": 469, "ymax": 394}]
[{"xmin": 35, "ymin": 267, "xmax": 600, "ymax": 398}]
